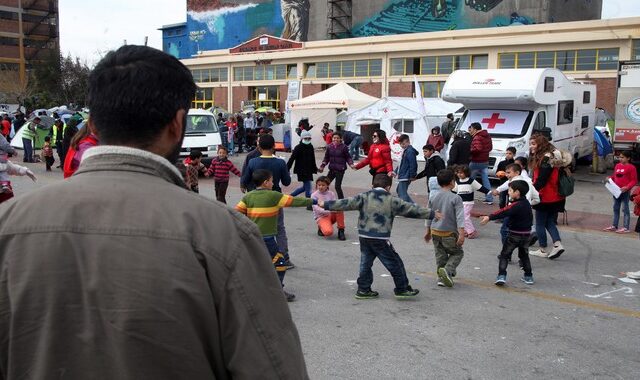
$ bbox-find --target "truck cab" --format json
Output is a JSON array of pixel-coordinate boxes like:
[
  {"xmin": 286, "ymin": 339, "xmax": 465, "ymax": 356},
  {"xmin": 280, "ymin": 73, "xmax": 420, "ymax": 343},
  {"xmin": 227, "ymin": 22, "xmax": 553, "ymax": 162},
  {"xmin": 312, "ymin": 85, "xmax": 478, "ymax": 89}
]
[
  {"xmin": 181, "ymin": 109, "xmax": 221, "ymax": 164},
  {"xmin": 442, "ymin": 68, "xmax": 596, "ymax": 175}
]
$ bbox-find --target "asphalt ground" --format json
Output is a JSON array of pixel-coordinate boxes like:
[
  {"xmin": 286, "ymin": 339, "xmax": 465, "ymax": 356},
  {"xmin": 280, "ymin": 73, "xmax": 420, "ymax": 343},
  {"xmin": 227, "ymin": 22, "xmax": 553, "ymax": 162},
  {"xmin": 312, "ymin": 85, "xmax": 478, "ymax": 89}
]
[{"xmin": 6, "ymin": 150, "xmax": 640, "ymax": 379}]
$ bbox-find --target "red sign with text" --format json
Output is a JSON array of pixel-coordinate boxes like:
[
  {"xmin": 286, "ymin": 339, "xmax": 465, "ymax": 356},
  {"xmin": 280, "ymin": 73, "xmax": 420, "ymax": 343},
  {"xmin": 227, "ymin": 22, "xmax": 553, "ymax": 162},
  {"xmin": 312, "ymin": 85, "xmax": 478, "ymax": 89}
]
[{"xmin": 230, "ymin": 35, "xmax": 303, "ymax": 54}]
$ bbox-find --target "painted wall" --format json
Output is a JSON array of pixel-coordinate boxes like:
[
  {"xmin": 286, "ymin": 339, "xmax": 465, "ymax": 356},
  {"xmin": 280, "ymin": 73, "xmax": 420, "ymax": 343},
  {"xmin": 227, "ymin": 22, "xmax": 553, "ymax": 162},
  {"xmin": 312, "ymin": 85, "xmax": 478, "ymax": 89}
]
[{"xmin": 173, "ymin": 0, "xmax": 601, "ymax": 58}]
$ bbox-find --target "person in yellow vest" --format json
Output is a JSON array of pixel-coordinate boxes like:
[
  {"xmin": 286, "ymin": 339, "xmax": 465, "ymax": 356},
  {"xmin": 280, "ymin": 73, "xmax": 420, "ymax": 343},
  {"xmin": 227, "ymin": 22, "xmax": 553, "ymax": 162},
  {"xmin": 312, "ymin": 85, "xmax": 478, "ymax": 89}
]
[
  {"xmin": 21, "ymin": 117, "xmax": 38, "ymax": 163},
  {"xmin": 52, "ymin": 119, "xmax": 66, "ymax": 168}
]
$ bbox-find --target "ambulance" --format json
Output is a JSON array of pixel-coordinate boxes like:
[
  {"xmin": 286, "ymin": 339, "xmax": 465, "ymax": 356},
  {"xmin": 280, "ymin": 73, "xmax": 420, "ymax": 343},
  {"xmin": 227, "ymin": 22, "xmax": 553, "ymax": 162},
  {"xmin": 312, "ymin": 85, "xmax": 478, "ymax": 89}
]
[
  {"xmin": 442, "ymin": 68, "xmax": 596, "ymax": 175},
  {"xmin": 181, "ymin": 108, "xmax": 221, "ymax": 165}
]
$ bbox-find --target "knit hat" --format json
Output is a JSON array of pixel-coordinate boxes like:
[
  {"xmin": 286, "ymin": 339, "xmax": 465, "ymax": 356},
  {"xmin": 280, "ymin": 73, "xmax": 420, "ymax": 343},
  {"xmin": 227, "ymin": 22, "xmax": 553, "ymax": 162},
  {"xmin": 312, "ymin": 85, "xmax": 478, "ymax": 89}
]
[{"xmin": 301, "ymin": 130, "xmax": 312, "ymax": 139}]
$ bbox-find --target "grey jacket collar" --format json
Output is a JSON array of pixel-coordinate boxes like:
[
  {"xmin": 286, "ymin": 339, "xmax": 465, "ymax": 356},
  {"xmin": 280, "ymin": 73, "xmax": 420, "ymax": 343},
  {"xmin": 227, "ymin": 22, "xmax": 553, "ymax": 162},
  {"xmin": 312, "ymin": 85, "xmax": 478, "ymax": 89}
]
[{"xmin": 77, "ymin": 145, "xmax": 186, "ymax": 187}]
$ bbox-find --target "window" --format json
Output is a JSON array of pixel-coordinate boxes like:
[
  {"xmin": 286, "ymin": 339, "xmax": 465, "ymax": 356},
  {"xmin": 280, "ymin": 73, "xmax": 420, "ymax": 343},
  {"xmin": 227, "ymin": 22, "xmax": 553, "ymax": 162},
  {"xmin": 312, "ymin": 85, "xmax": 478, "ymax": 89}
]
[
  {"xmin": 392, "ymin": 119, "xmax": 414, "ymax": 133},
  {"xmin": 243, "ymin": 66, "xmax": 254, "ymax": 81},
  {"xmin": 250, "ymin": 86, "xmax": 280, "ymax": 110},
  {"xmin": 305, "ymin": 63, "xmax": 316, "ymax": 78},
  {"xmin": 317, "ymin": 62, "xmax": 329, "ymax": 78},
  {"xmin": 342, "ymin": 60, "xmax": 354, "ymax": 77},
  {"xmin": 597, "ymin": 48, "xmax": 619, "ymax": 70},
  {"xmin": 355, "ymin": 60, "xmax": 369, "ymax": 77},
  {"xmin": 390, "ymin": 58, "xmax": 405, "ymax": 76},
  {"xmin": 421, "ymin": 57, "xmax": 437, "ymax": 75},
  {"xmin": 532, "ymin": 111, "xmax": 546, "ymax": 132},
  {"xmin": 454, "ymin": 55, "xmax": 470, "ymax": 70},
  {"xmin": 329, "ymin": 61, "xmax": 341, "ymax": 78},
  {"xmin": 581, "ymin": 115, "xmax": 589, "ymax": 129},
  {"xmin": 576, "ymin": 49, "xmax": 597, "ymax": 71},
  {"xmin": 583, "ymin": 91, "xmax": 591, "ymax": 104},
  {"xmin": 556, "ymin": 50, "xmax": 575, "ymax": 71},
  {"xmin": 557, "ymin": 100, "xmax": 574, "ymax": 125},
  {"xmin": 287, "ymin": 64, "xmax": 298, "ymax": 79},
  {"xmin": 437, "ymin": 56, "xmax": 453, "ymax": 74},
  {"xmin": 406, "ymin": 58, "xmax": 421, "ymax": 75},
  {"xmin": 499, "ymin": 53, "xmax": 516, "ymax": 69},
  {"xmin": 634, "ymin": 40, "xmax": 640, "ymax": 61},
  {"xmin": 369, "ymin": 59, "xmax": 382, "ymax": 76},
  {"xmin": 517, "ymin": 52, "xmax": 535, "ymax": 69},
  {"xmin": 544, "ymin": 77, "xmax": 554, "ymax": 92},
  {"xmin": 305, "ymin": 59, "xmax": 382, "ymax": 78},
  {"xmin": 536, "ymin": 51, "xmax": 555, "ymax": 68},
  {"xmin": 234, "ymin": 67, "xmax": 243, "ymax": 81},
  {"xmin": 471, "ymin": 55, "xmax": 488, "ymax": 69},
  {"xmin": 191, "ymin": 87, "xmax": 214, "ymax": 110},
  {"xmin": 420, "ymin": 81, "xmax": 445, "ymax": 97}
]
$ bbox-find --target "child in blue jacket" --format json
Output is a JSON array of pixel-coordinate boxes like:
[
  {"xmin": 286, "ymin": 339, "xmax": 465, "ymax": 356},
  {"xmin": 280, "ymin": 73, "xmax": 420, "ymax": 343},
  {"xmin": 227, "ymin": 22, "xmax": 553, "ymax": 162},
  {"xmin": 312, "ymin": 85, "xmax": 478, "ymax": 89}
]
[{"xmin": 395, "ymin": 134, "xmax": 418, "ymax": 203}]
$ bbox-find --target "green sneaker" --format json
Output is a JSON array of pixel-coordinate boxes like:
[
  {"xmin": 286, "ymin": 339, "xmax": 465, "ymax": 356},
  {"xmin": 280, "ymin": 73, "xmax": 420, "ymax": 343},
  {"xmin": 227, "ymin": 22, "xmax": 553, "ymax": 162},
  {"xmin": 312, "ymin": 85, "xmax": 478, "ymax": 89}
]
[
  {"xmin": 355, "ymin": 289, "xmax": 379, "ymax": 300},
  {"xmin": 394, "ymin": 287, "xmax": 419, "ymax": 299},
  {"xmin": 437, "ymin": 267, "xmax": 454, "ymax": 287}
]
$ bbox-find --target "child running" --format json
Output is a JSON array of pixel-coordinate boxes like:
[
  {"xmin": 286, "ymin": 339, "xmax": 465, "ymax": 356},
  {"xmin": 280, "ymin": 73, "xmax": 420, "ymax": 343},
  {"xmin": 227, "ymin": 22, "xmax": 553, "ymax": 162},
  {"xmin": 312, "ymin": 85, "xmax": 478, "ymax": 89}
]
[
  {"xmin": 480, "ymin": 180, "xmax": 534, "ymax": 286},
  {"xmin": 42, "ymin": 135, "xmax": 55, "ymax": 171},
  {"xmin": 318, "ymin": 131, "xmax": 354, "ymax": 199},
  {"xmin": 425, "ymin": 169, "xmax": 465, "ymax": 288},
  {"xmin": 452, "ymin": 165, "xmax": 490, "ymax": 239},
  {"xmin": 603, "ymin": 151, "xmax": 638, "ymax": 233},
  {"xmin": 236, "ymin": 169, "xmax": 317, "ymax": 302},
  {"xmin": 185, "ymin": 150, "xmax": 206, "ymax": 193},
  {"xmin": 311, "ymin": 176, "xmax": 346, "ymax": 240},
  {"xmin": 322, "ymin": 174, "xmax": 440, "ymax": 299},
  {"xmin": 205, "ymin": 146, "xmax": 241, "ymax": 204}
]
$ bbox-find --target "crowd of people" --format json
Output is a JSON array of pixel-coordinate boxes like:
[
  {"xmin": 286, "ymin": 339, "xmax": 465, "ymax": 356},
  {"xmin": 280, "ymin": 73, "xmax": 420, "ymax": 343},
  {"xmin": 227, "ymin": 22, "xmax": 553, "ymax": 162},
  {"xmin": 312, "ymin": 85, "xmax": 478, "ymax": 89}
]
[{"xmin": 0, "ymin": 45, "xmax": 639, "ymax": 378}]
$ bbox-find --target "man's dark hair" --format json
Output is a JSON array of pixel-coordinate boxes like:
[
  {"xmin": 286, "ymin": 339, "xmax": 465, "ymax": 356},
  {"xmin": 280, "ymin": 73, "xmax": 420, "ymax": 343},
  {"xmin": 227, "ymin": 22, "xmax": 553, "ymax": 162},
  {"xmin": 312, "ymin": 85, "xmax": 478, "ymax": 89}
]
[
  {"xmin": 252, "ymin": 169, "xmax": 272, "ymax": 187},
  {"xmin": 447, "ymin": 113, "xmax": 454, "ymax": 119},
  {"xmin": 332, "ymin": 131, "xmax": 343, "ymax": 138},
  {"xmin": 505, "ymin": 163, "xmax": 522, "ymax": 173},
  {"xmin": 372, "ymin": 173, "xmax": 392, "ymax": 189},
  {"xmin": 423, "ymin": 144, "xmax": 435, "ymax": 151},
  {"xmin": 44, "ymin": 135, "xmax": 51, "ymax": 142},
  {"xmin": 87, "ymin": 45, "xmax": 196, "ymax": 147},
  {"xmin": 258, "ymin": 134, "xmax": 275, "ymax": 150},
  {"xmin": 620, "ymin": 150, "xmax": 633, "ymax": 159},
  {"xmin": 398, "ymin": 134, "xmax": 410, "ymax": 143},
  {"xmin": 506, "ymin": 147, "xmax": 517, "ymax": 154},
  {"xmin": 189, "ymin": 149, "xmax": 202, "ymax": 160},
  {"xmin": 469, "ymin": 122, "xmax": 482, "ymax": 131},
  {"xmin": 514, "ymin": 156, "xmax": 528, "ymax": 170},
  {"xmin": 509, "ymin": 180, "xmax": 529, "ymax": 197},
  {"xmin": 437, "ymin": 168, "xmax": 455, "ymax": 186}
]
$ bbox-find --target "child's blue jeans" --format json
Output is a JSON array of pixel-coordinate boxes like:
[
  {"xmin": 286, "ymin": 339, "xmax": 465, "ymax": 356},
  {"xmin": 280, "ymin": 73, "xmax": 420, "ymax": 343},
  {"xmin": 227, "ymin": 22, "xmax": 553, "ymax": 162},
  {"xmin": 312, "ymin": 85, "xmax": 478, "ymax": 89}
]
[
  {"xmin": 290, "ymin": 180, "xmax": 312, "ymax": 197},
  {"xmin": 396, "ymin": 180, "xmax": 413, "ymax": 203},
  {"xmin": 612, "ymin": 192, "xmax": 631, "ymax": 230},
  {"xmin": 263, "ymin": 236, "xmax": 286, "ymax": 285},
  {"xmin": 357, "ymin": 237, "xmax": 410, "ymax": 293}
]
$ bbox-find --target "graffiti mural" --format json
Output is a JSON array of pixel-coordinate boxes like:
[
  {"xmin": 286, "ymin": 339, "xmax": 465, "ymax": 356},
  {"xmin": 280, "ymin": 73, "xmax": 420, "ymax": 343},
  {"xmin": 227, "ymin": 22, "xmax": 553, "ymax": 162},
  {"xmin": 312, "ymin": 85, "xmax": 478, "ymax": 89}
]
[
  {"xmin": 352, "ymin": 0, "xmax": 534, "ymax": 38},
  {"xmin": 185, "ymin": 0, "xmax": 309, "ymax": 56}
]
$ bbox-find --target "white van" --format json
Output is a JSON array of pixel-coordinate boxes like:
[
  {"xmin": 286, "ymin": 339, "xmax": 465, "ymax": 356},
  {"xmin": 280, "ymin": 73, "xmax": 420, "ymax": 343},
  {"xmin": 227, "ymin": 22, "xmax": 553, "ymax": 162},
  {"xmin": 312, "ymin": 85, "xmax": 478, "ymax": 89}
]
[
  {"xmin": 442, "ymin": 68, "xmax": 596, "ymax": 174},
  {"xmin": 181, "ymin": 109, "xmax": 222, "ymax": 163}
]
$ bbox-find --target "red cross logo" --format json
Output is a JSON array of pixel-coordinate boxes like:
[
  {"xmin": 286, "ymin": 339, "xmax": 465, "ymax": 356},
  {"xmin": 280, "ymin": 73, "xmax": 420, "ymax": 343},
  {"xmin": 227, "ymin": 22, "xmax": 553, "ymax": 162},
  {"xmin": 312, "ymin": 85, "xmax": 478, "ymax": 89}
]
[{"xmin": 481, "ymin": 113, "xmax": 506, "ymax": 129}]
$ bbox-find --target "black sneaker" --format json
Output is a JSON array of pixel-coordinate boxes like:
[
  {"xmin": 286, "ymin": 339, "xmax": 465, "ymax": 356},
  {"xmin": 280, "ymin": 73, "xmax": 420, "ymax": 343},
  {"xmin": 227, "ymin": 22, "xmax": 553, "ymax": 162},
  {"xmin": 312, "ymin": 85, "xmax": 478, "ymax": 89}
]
[
  {"xmin": 355, "ymin": 289, "xmax": 379, "ymax": 300},
  {"xmin": 395, "ymin": 287, "xmax": 419, "ymax": 299},
  {"xmin": 337, "ymin": 228, "xmax": 346, "ymax": 241},
  {"xmin": 317, "ymin": 227, "xmax": 324, "ymax": 237},
  {"xmin": 284, "ymin": 260, "xmax": 295, "ymax": 270},
  {"xmin": 284, "ymin": 290, "xmax": 296, "ymax": 302}
]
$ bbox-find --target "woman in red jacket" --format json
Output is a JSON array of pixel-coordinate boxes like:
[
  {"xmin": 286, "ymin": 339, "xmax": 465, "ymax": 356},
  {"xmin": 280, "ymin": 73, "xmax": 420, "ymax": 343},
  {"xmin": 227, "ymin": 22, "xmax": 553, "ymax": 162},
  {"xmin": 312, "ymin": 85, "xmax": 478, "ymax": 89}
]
[
  {"xmin": 354, "ymin": 129, "xmax": 394, "ymax": 182},
  {"xmin": 528, "ymin": 134, "xmax": 565, "ymax": 260}
]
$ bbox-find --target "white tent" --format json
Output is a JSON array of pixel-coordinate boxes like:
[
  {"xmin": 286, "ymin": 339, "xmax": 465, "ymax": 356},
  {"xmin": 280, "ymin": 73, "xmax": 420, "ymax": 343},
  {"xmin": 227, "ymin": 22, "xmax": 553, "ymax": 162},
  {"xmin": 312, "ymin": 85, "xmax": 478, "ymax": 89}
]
[
  {"xmin": 346, "ymin": 97, "xmax": 463, "ymax": 161},
  {"xmin": 289, "ymin": 82, "xmax": 378, "ymax": 146}
]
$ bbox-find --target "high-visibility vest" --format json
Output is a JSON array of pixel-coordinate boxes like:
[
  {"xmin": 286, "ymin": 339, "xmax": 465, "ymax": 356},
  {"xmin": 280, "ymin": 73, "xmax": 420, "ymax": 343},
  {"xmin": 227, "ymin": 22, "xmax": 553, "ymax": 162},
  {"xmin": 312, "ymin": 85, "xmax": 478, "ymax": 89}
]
[{"xmin": 22, "ymin": 122, "xmax": 37, "ymax": 140}]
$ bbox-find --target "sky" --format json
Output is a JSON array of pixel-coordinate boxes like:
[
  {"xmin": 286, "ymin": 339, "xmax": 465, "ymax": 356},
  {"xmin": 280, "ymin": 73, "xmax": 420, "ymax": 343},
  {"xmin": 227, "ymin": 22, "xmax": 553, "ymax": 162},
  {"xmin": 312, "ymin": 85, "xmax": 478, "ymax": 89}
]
[{"xmin": 59, "ymin": 0, "xmax": 640, "ymax": 67}]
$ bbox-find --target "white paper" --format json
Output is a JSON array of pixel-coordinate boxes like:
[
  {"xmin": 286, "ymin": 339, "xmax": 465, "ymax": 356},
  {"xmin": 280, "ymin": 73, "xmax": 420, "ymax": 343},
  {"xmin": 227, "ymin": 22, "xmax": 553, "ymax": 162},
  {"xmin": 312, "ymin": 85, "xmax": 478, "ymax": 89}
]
[{"xmin": 605, "ymin": 178, "xmax": 621, "ymax": 199}]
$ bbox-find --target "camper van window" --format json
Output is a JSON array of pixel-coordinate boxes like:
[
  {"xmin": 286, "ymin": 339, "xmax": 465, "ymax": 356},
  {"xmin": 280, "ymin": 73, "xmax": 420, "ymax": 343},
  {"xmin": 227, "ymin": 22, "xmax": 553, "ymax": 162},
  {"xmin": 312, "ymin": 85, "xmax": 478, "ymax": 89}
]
[
  {"xmin": 557, "ymin": 101, "xmax": 574, "ymax": 125},
  {"xmin": 392, "ymin": 119, "xmax": 414, "ymax": 133},
  {"xmin": 583, "ymin": 91, "xmax": 591, "ymax": 104},
  {"xmin": 544, "ymin": 77, "xmax": 554, "ymax": 92},
  {"xmin": 533, "ymin": 112, "xmax": 546, "ymax": 132},
  {"xmin": 581, "ymin": 116, "xmax": 589, "ymax": 129},
  {"xmin": 393, "ymin": 120, "xmax": 401, "ymax": 132}
]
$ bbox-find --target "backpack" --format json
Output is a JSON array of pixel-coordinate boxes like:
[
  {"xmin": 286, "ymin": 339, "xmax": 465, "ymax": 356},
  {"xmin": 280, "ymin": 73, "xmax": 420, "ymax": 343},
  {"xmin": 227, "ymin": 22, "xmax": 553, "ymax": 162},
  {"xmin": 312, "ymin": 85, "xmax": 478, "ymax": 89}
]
[{"xmin": 557, "ymin": 167, "xmax": 575, "ymax": 197}]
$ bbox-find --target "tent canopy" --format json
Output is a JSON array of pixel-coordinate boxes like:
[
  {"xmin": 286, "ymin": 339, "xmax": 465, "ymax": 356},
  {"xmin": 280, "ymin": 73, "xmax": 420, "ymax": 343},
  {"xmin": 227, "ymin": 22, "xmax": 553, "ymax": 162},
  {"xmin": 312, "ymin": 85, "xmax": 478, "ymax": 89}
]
[
  {"xmin": 289, "ymin": 82, "xmax": 378, "ymax": 110},
  {"xmin": 289, "ymin": 82, "xmax": 378, "ymax": 146}
]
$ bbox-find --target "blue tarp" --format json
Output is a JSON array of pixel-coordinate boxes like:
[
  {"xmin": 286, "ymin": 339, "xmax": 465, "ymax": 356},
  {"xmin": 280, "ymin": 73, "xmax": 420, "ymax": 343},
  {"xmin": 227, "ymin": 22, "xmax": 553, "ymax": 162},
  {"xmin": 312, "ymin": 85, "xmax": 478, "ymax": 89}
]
[{"xmin": 594, "ymin": 128, "xmax": 613, "ymax": 157}]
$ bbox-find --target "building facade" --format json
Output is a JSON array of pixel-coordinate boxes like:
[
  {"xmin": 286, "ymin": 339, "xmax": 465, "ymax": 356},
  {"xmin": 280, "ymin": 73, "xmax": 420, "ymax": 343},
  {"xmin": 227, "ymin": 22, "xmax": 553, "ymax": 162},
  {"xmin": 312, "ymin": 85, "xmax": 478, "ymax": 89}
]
[
  {"xmin": 0, "ymin": 0, "xmax": 59, "ymax": 103},
  {"xmin": 181, "ymin": 17, "xmax": 640, "ymax": 116},
  {"xmin": 170, "ymin": 0, "xmax": 602, "ymax": 60}
]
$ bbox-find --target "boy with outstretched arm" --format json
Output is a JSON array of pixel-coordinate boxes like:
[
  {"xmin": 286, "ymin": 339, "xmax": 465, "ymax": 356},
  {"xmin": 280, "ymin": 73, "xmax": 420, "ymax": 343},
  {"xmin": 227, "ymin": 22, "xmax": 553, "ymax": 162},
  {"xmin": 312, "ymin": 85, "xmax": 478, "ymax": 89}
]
[
  {"xmin": 236, "ymin": 169, "xmax": 317, "ymax": 302},
  {"xmin": 425, "ymin": 169, "xmax": 465, "ymax": 288},
  {"xmin": 322, "ymin": 174, "xmax": 441, "ymax": 300},
  {"xmin": 480, "ymin": 180, "xmax": 534, "ymax": 286}
]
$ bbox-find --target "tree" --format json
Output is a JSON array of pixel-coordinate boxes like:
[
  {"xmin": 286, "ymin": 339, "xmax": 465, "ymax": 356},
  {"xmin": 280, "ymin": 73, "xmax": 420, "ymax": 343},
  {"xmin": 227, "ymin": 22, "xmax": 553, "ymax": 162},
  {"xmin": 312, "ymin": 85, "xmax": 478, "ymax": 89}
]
[{"xmin": 59, "ymin": 55, "xmax": 91, "ymax": 107}]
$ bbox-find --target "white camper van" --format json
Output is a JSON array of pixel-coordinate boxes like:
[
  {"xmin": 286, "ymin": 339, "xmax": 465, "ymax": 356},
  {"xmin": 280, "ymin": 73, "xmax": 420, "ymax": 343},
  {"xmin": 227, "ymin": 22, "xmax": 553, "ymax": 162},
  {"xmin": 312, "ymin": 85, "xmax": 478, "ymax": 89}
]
[
  {"xmin": 181, "ymin": 109, "xmax": 221, "ymax": 164},
  {"xmin": 442, "ymin": 69, "xmax": 596, "ymax": 175}
]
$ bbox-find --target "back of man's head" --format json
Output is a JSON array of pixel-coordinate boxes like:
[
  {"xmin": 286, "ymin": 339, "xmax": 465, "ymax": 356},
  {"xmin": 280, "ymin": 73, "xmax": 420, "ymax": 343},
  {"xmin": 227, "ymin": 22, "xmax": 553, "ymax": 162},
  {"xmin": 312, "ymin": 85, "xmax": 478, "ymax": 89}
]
[
  {"xmin": 258, "ymin": 134, "xmax": 275, "ymax": 151},
  {"xmin": 437, "ymin": 169, "xmax": 455, "ymax": 187},
  {"xmin": 372, "ymin": 173, "xmax": 392, "ymax": 189},
  {"xmin": 87, "ymin": 45, "xmax": 196, "ymax": 147},
  {"xmin": 447, "ymin": 113, "xmax": 453, "ymax": 120},
  {"xmin": 470, "ymin": 122, "xmax": 482, "ymax": 131}
]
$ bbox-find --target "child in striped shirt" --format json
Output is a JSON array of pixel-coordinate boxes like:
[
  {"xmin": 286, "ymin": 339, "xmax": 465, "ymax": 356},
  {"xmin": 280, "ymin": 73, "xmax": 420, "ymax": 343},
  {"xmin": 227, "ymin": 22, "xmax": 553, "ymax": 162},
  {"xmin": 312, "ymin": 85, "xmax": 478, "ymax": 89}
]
[
  {"xmin": 236, "ymin": 169, "xmax": 317, "ymax": 302},
  {"xmin": 453, "ymin": 165, "xmax": 490, "ymax": 239},
  {"xmin": 206, "ymin": 146, "xmax": 241, "ymax": 204}
]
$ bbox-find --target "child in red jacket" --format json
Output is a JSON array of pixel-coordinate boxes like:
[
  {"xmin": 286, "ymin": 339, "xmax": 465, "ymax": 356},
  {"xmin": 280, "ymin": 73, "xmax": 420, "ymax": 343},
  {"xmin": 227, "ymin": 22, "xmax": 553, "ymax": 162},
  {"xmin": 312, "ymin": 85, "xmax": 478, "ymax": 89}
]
[{"xmin": 603, "ymin": 151, "xmax": 638, "ymax": 234}]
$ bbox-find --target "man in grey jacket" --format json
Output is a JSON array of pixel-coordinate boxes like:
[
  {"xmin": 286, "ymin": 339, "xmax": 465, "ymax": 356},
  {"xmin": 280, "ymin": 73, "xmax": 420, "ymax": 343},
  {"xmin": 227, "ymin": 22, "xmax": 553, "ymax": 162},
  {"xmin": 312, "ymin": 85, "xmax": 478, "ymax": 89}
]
[{"xmin": 0, "ymin": 46, "xmax": 308, "ymax": 380}]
